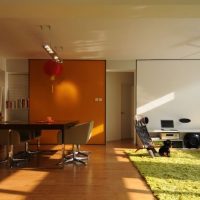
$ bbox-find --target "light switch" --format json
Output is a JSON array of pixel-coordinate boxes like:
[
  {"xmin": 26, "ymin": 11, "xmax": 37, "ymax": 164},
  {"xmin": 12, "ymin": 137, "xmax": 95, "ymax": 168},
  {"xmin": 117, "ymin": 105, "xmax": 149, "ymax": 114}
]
[{"xmin": 98, "ymin": 98, "xmax": 102, "ymax": 102}]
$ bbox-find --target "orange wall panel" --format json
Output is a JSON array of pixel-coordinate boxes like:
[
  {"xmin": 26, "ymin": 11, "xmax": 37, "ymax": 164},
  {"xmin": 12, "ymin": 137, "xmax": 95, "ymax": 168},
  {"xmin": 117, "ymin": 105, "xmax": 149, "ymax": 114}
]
[{"xmin": 29, "ymin": 60, "xmax": 105, "ymax": 144}]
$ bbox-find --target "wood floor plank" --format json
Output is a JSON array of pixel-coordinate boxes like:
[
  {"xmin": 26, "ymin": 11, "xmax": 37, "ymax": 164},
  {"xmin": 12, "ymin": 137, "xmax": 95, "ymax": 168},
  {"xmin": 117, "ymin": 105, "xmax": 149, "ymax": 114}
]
[{"xmin": 0, "ymin": 140, "xmax": 155, "ymax": 200}]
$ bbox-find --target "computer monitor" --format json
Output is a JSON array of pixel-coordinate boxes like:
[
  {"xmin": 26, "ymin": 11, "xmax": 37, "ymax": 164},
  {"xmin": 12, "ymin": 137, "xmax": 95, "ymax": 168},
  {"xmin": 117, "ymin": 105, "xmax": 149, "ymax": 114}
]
[{"xmin": 161, "ymin": 120, "xmax": 174, "ymax": 129}]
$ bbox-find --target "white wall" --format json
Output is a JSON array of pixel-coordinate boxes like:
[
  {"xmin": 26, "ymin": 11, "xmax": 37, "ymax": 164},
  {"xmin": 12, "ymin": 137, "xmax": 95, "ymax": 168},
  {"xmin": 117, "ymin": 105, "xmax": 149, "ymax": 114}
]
[
  {"xmin": 137, "ymin": 60, "xmax": 200, "ymax": 130},
  {"xmin": 106, "ymin": 60, "xmax": 136, "ymax": 72},
  {"xmin": 0, "ymin": 70, "xmax": 5, "ymax": 114},
  {"xmin": 6, "ymin": 59, "xmax": 28, "ymax": 73},
  {"xmin": 0, "ymin": 57, "xmax": 6, "ymax": 71},
  {"xmin": 106, "ymin": 72, "xmax": 134, "ymax": 141},
  {"xmin": 0, "ymin": 58, "xmax": 6, "ymax": 118},
  {"xmin": 0, "ymin": 70, "xmax": 5, "ymax": 89}
]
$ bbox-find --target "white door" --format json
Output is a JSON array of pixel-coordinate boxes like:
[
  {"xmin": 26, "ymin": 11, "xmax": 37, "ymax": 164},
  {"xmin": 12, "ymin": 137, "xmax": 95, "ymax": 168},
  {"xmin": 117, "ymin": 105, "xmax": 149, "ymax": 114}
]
[{"xmin": 121, "ymin": 84, "xmax": 133, "ymax": 139}]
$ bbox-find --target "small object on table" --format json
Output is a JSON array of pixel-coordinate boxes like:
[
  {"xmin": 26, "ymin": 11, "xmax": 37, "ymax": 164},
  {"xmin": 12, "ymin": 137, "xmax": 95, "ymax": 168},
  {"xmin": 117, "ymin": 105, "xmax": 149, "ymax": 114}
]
[{"xmin": 46, "ymin": 116, "xmax": 54, "ymax": 123}]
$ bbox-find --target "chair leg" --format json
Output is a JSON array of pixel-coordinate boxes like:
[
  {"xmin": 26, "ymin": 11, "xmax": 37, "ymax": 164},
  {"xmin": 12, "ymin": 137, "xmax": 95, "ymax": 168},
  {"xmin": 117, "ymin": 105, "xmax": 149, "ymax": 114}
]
[
  {"xmin": 147, "ymin": 150, "xmax": 155, "ymax": 158},
  {"xmin": 8, "ymin": 144, "xmax": 28, "ymax": 168},
  {"xmin": 76, "ymin": 145, "xmax": 90, "ymax": 157},
  {"xmin": 62, "ymin": 144, "xmax": 65, "ymax": 161},
  {"xmin": 58, "ymin": 144, "xmax": 66, "ymax": 167},
  {"xmin": 63, "ymin": 144, "xmax": 74, "ymax": 158},
  {"xmin": 0, "ymin": 159, "xmax": 8, "ymax": 165},
  {"xmin": 63, "ymin": 144, "xmax": 75, "ymax": 164},
  {"xmin": 147, "ymin": 147, "xmax": 159, "ymax": 157},
  {"xmin": 37, "ymin": 138, "xmax": 40, "ymax": 151},
  {"xmin": 15, "ymin": 142, "xmax": 35, "ymax": 159},
  {"xmin": 135, "ymin": 147, "xmax": 141, "ymax": 153},
  {"xmin": 74, "ymin": 157, "xmax": 87, "ymax": 165},
  {"xmin": 25, "ymin": 142, "xmax": 31, "ymax": 157},
  {"xmin": 8, "ymin": 144, "xmax": 14, "ymax": 168},
  {"xmin": 0, "ymin": 145, "xmax": 9, "ymax": 165},
  {"xmin": 25, "ymin": 141, "xmax": 40, "ymax": 155}
]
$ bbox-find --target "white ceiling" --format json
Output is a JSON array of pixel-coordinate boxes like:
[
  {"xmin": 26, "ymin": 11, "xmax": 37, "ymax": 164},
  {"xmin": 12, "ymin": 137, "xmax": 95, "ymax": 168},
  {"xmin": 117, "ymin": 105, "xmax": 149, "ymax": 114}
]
[{"xmin": 1, "ymin": 0, "xmax": 200, "ymax": 60}]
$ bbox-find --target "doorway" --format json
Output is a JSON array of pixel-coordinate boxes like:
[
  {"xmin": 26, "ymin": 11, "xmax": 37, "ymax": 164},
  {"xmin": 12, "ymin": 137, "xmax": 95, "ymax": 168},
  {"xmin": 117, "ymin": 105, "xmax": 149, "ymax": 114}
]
[
  {"xmin": 121, "ymin": 84, "xmax": 133, "ymax": 139},
  {"xmin": 106, "ymin": 71, "xmax": 134, "ymax": 142}
]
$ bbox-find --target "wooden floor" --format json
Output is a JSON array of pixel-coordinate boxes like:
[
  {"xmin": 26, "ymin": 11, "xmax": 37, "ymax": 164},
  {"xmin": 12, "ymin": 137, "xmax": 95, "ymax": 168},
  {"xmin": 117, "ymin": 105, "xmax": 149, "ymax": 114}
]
[{"xmin": 0, "ymin": 140, "xmax": 155, "ymax": 200}]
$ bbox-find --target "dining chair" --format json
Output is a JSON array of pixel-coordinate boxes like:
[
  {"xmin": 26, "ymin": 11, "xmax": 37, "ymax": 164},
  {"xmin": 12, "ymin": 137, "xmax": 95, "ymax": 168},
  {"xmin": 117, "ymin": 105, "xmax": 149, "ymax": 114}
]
[
  {"xmin": 28, "ymin": 130, "xmax": 41, "ymax": 153},
  {"xmin": 57, "ymin": 121, "xmax": 94, "ymax": 165},
  {"xmin": 0, "ymin": 129, "xmax": 29, "ymax": 167},
  {"xmin": 18, "ymin": 130, "xmax": 33, "ymax": 156},
  {"xmin": 9, "ymin": 130, "xmax": 29, "ymax": 167},
  {"xmin": 0, "ymin": 130, "xmax": 11, "ymax": 165}
]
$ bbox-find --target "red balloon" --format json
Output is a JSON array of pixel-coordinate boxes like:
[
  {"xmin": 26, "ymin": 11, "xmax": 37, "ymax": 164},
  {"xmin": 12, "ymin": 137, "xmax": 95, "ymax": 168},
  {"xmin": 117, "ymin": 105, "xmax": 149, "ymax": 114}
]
[{"xmin": 43, "ymin": 60, "xmax": 62, "ymax": 77}]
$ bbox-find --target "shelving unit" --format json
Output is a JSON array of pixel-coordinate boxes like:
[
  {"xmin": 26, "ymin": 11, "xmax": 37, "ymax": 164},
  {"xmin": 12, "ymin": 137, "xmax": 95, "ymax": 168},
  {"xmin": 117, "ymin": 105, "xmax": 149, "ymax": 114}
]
[
  {"xmin": 152, "ymin": 137, "xmax": 184, "ymax": 148},
  {"xmin": 150, "ymin": 130, "xmax": 184, "ymax": 148},
  {"xmin": 5, "ymin": 73, "xmax": 29, "ymax": 121}
]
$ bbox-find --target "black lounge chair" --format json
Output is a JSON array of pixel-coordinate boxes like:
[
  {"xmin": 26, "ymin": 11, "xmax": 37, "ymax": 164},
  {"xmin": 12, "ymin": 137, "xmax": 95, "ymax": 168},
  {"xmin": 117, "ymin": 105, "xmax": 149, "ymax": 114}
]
[{"xmin": 135, "ymin": 117, "xmax": 158, "ymax": 157}]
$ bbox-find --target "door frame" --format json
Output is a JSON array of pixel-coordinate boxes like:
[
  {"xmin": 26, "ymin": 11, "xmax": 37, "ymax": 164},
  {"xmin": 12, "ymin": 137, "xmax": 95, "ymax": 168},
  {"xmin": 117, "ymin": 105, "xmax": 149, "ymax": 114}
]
[{"xmin": 106, "ymin": 69, "xmax": 136, "ymax": 142}]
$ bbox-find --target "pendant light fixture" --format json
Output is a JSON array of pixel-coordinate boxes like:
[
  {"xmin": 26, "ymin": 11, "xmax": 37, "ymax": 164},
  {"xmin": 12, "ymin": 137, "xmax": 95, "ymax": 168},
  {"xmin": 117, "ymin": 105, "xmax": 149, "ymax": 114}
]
[
  {"xmin": 40, "ymin": 25, "xmax": 63, "ymax": 63},
  {"xmin": 42, "ymin": 43, "xmax": 63, "ymax": 63}
]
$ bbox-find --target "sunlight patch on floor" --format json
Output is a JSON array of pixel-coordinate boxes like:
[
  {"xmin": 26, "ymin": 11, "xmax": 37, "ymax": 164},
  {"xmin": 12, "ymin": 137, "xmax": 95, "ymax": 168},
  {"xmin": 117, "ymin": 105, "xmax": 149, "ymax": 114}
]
[
  {"xmin": 124, "ymin": 178, "xmax": 155, "ymax": 200},
  {"xmin": 123, "ymin": 177, "xmax": 149, "ymax": 190},
  {"xmin": 0, "ymin": 170, "xmax": 49, "ymax": 197},
  {"xmin": 114, "ymin": 147, "xmax": 130, "ymax": 162}
]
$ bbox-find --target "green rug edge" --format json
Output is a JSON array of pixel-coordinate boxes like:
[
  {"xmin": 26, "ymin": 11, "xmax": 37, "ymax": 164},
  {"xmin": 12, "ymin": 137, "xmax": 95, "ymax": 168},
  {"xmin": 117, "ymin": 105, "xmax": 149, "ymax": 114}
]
[{"xmin": 125, "ymin": 149, "xmax": 200, "ymax": 200}]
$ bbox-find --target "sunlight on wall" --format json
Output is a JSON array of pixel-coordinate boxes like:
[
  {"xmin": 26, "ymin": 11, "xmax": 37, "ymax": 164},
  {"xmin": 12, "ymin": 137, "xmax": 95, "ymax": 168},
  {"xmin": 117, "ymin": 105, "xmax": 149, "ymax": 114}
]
[
  {"xmin": 137, "ymin": 92, "xmax": 175, "ymax": 115},
  {"xmin": 92, "ymin": 124, "xmax": 104, "ymax": 136},
  {"xmin": 0, "ymin": 170, "xmax": 49, "ymax": 199},
  {"xmin": 54, "ymin": 81, "xmax": 79, "ymax": 106}
]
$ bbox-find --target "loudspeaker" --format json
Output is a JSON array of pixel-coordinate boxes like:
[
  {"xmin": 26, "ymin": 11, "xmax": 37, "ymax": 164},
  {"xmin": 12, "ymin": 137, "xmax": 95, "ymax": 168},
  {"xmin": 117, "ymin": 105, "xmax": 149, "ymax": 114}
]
[
  {"xmin": 184, "ymin": 133, "xmax": 200, "ymax": 148},
  {"xmin": 179, "ymin": 118, "xmax": 191, "ymax": 123}
]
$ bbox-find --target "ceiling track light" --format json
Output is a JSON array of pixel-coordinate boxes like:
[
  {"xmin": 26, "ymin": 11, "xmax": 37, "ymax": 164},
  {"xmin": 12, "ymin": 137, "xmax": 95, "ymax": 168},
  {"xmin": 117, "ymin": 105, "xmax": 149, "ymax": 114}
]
[{"xmin": 42, "ymin": 44, "xmax": 63, "ymax": 63}]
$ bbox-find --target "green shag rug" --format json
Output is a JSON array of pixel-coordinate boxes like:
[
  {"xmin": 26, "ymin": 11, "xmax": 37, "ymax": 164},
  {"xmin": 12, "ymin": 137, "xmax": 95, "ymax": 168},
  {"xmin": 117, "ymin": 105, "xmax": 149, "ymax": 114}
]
[{"xmin": 126, "ymin": 149, "xmax": 200, "ymax": 200}]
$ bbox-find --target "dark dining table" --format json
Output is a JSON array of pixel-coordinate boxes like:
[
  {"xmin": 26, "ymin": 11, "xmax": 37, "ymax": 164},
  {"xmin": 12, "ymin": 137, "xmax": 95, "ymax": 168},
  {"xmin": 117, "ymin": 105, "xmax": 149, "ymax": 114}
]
[
  {"xmin": 0, "ymin": 120, "xmax": 79, "ymax": 142},
  {"xmin": 0, "ymin": 120, "xmax": 79, "ymax": 168},
  {"xmin": 0, "ymin": 120, "xmax": 78, "ymax": 130}
]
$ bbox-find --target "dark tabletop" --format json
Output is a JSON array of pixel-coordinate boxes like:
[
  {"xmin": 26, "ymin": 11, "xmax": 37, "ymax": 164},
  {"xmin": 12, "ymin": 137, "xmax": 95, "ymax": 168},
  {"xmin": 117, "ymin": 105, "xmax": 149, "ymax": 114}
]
[{"xmin": 0, "ymin": 120, "xmax": 78, "ymax": 131}]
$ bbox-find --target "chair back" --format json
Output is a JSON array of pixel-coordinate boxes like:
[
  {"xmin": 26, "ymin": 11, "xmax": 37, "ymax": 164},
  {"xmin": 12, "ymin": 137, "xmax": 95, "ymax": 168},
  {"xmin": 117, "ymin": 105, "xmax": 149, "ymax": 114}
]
[
  {"xmin": 135, "ymin": 119, "xmax": 153, "ymax": 148},
  {"xmin": 17, "ymin": 130, "xmax": 32, "ymax": 142},
  {"xmin": 64, "ymin": 121, "xmax": 94, "ymax": 145},
  {"xmin": 0, "ymin": 130, "xmax": 10, "ymax": 145},
  {"xmin": 0, "ymin": 130, "xmax": 21, "ymax": 145}
]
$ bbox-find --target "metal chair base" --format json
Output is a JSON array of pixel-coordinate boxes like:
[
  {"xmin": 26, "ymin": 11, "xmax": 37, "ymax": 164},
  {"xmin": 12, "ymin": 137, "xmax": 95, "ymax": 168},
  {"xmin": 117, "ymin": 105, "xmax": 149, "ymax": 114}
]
[
  {"xmin": 59, "ymin": 144, "xmax": 89, "ymax": 166},
  {"xmin": 63, "ymin": 156, "xmax": 88, "ymax": 165}
]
